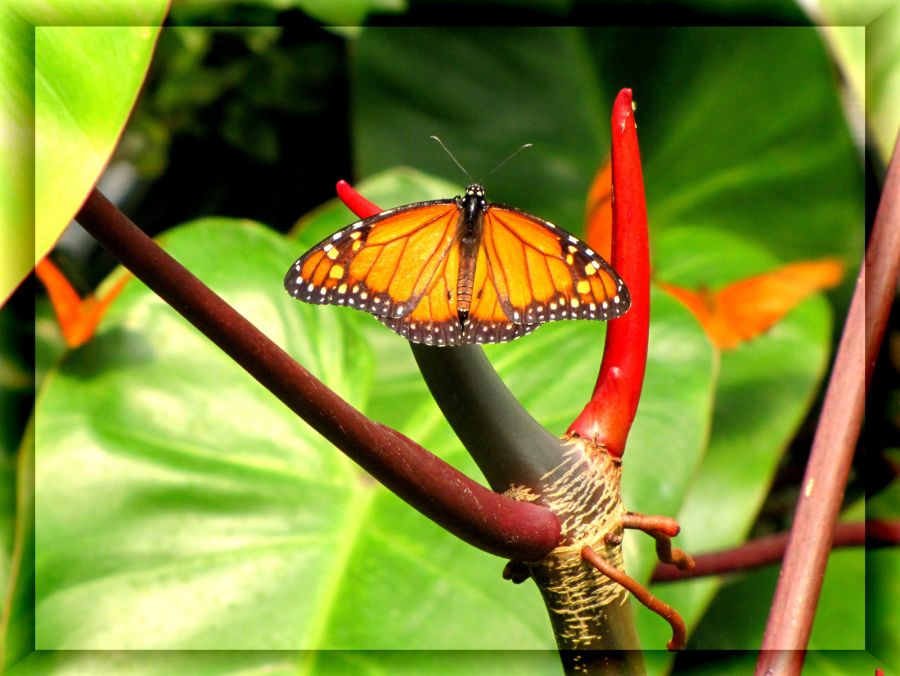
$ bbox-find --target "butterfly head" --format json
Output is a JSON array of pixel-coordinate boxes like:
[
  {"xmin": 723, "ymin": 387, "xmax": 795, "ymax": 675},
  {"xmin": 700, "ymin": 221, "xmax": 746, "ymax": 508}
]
[{"xmin": 466, "ymin": 184, "xmax": 486, "ymax": 199}]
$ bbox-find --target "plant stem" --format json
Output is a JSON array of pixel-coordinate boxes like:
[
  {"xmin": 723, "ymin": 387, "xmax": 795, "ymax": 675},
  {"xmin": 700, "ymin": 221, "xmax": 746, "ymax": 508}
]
[
  {"xmin": 756, "ymin": 130, "xmax": 900, "ymax": 674},
  {"xmin": 74, "ymin": 187, "xmax": 561, "ymax": 561},
  {"xmin": 527, "ymin": 438, "xmax": 645, "ymax": 675},
  {"xmin": 411, "ymin": 344, "xmax": 567, "ymax": 491},
  {"xmin": 651, "ymin": 520, "xmax": 893, "ymax": 582},
  {"xmin": 582, "ymin": 546, "xmax": 685, "ymax": 651}
]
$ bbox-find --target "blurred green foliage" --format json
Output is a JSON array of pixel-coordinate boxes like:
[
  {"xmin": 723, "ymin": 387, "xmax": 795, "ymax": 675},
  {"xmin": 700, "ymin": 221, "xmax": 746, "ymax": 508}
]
[{"xmin": 3, "ymin": 0, "xmax": 895, "ymax": 673}]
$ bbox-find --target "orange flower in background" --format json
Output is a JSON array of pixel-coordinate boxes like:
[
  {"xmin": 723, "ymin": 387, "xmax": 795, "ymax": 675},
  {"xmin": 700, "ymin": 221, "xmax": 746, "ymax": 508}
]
[
  {"xmin": 658, "ymin": 260, "xmax": 844, "ymax": 350},
  {"xmin": 585, "ymin": 156, "xmax": 613, "ymax": 262},
  {"xmin": 35, "ymin": 258, "xmax": 129, "ymax": 347}
]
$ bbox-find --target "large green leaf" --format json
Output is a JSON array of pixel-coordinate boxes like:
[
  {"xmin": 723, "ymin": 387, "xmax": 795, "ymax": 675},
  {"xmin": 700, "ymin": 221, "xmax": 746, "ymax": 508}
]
[
  {"xmin": 0, "ymin": 5, "xmax": 36, "ymax": 306},
  {"xmin": 35, "ymin": 26, "xmax": 162, "ymax": 268},
  {"xmin": 684, "ymin": 548, "xmax": 864, "ymax": 649},
  {"xmin": 0, "ymin": 0, "xmax": 166, "ymax": 305},
  {"xmin": 866, "ymin": 2, "xmax": 900, "ymax": 165},
  {"xmin": 31, "ymin": 217, "xmax": 551, "ymax": 651},
  {"xmin": 586, "ymin": 28, "xmax": 862, "ymax": 298},
  {"xmin": 9, "ymin": 649, "xmax": 565, "ymax": 675}
]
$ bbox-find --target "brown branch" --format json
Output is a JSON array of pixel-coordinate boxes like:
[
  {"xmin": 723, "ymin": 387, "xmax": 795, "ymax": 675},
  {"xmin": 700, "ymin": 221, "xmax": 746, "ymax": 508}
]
[
  {"xmin": 757, "ymin": 131, "xmax": 900, "ymax": 675},
  {"xmin": 581, "ymin": 545, "xmax": 686, "ymax": 651},
  {"xmin": 622, "ymin": 512, "xmax": 694, "ymax": 571},
  {"xmin": 74, "ymin": 188, "xmax": 561, "ymax": 562},
  {"xmin": 649, "ymin": 520, "xmax": 900, "ymax": 582},
  {"xmin": 622, "ymin": 512, "xmax": 680, "ymax": 537},
  {"xmin": 652, "ymin": 535, "xmax": 695, "ymax": 572},
  {"xmin": 867, "ymin": 519, "xmax": 900, "ymax": 546}
]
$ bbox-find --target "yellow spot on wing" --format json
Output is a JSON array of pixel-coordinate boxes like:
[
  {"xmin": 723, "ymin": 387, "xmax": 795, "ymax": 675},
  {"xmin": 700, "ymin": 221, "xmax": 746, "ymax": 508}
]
[
  {"xmin": 584, "ymin": 264, "xmax": 596, "ymax": 276},
  {"xmin": 327, "ymin": 247, "xmax": 339, "ymax": 260},
  {"xmin": 329, "ymin": 265, "xmax": 344, "ymax": 279},
  {"xmin": 577, "ymin": 280, "xmax": 590, "ymax": 294}
]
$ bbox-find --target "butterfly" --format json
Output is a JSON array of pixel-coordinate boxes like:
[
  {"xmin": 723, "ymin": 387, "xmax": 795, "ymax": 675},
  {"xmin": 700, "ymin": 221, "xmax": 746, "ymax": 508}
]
[{"xmin": 284, "ymin": 183, "xmax": 630, "ymax": 345}]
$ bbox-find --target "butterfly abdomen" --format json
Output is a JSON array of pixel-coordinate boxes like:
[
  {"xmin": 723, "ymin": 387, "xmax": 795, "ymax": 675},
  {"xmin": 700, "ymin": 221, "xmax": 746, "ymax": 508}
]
[
  {"xmin": 457, "ymin": 233, "xmax": 481, "ymax": 325},
  {"xmin": 455, "ymin": 189, "xmax": 487, "ymax": 326}
]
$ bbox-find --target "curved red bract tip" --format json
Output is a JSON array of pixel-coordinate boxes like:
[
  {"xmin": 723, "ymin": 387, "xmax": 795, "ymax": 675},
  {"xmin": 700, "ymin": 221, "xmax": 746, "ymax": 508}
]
[
  {"xmin": 337, "ymin": 179, "xmax": 381, "ymax": 219},
  {"xmin": 611, "ymin": 88, "xmax": 634, "ymax": 135},
  {"xmin": 568, "ymin": 88, "xmax": 650, "ymax": 458}
]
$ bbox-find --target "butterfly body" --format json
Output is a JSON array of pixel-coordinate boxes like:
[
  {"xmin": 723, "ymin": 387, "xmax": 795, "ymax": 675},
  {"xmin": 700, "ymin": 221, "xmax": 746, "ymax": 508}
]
[
  {"xmin": 453, "ymin": 183, "xmax": 487, "ymax": 326},
  {"xmin": 285, "ymin": 184, "xmax": 630, "ymax": 345}
]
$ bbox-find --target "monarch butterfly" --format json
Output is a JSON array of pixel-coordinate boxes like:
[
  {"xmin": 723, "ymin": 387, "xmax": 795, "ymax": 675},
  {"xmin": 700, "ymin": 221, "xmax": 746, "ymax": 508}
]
[{"xmin": 284, "ymin": 183, "xmax": 630, "ymax": 345}]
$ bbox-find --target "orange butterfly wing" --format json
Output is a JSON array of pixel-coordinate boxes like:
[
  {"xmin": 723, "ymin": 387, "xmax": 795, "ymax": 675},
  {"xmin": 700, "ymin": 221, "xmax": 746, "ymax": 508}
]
[
  {"xmin": 377, "ymin": 235, "xmax": 466, "ymax": 345},
  {"xmin": 458, "ymin": 205, "xmax": 629, "ymax": 342},
  {"xmin": 286, "ymin": 196, "xmax": 630, "ymax": 346},
  {"xmin": 285, "ymin": 200, "xmax": 466, "ymax": 343}
]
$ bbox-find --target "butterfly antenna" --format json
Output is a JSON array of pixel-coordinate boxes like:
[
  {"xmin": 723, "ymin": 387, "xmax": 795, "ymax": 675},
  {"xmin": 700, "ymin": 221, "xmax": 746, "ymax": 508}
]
[
  {"xmin": 430, "ymin": 135, "xmax": 474, "ymax": 183},
  {"xmin": 482, "ymin": 143, "xmax": 533, "ymax": 181}
]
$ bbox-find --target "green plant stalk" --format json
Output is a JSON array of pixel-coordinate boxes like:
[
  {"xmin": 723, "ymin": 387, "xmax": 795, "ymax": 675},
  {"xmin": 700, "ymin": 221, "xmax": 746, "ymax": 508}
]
[
  {"xmin": 527, "ymin": 438, "xmax": 643, "ymax": 669},
  {"xmin": 411, "ymin": 344, "xmax": 566, "ymax": 490}
]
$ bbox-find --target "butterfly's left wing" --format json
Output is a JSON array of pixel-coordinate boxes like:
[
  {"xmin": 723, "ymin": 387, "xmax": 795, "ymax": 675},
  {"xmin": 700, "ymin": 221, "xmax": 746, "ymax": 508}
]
[
  {"xmin": 476, "ymin": 205, "xmax": 630, "ymax": 330},
  {"xmin": 285, "ymin": 200, "xmax": 460, "ymax": 324}
]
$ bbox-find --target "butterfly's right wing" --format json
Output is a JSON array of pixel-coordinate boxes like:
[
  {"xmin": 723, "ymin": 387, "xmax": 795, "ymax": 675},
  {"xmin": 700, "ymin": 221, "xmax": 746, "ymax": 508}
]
[
  {"xmin": 480, "ymin": 205, "xmax": 630, "ymax": 326},
  {"xmin": 285, "ymin": 200, "xmax": 460, "ymax": 323}
]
